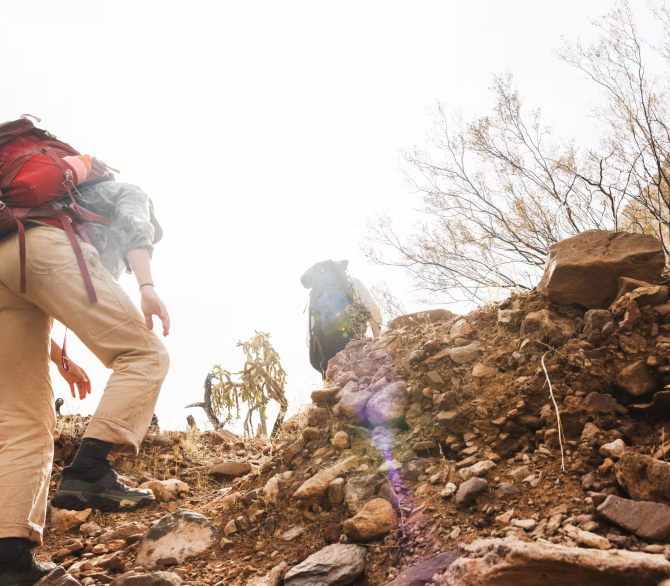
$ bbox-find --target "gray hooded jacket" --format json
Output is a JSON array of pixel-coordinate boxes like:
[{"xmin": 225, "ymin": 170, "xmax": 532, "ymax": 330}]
[{"xmin": 59, "ymin": 181, "xmax": 158, "ymax": 280}]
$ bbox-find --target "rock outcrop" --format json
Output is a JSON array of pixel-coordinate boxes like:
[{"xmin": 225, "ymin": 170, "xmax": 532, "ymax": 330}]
[
  {"xmin": 537, "ymin": 230, "xmax": 665, "ymax": 308},
  {"xmin": 434, "ymin": 538, "xmax": 670, "ymax": 585}
]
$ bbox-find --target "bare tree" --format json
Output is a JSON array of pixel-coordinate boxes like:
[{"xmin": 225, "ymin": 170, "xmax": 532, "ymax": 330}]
[
  {"xmin": 370, "ymin": 281, "xmax": 407, "ymax": 327},
  {"xmin": 559, "ymin": 0, "xmax": 670, "ymax": 258},
  {"xmin": 363, "ymin": 1, "xmax": 670, "ymax": 304}
]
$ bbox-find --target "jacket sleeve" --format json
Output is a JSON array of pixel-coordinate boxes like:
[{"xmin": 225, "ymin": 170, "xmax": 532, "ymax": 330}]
[{"xmin": 86, "ymin": 182, "xmax": 156, "ymax": 259}]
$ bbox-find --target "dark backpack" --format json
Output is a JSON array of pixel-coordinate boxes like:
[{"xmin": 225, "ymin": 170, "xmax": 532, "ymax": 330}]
[
  {"xmin": 0, "ymin": 116, "xmax": 116, "ymax": 302},
  {"xmin": 301, "ymin": 260, "xmax": 371, "ymax": 342}
]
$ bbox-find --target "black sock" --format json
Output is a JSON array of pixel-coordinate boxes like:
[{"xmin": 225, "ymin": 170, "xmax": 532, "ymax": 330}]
[
  {"xmin": 0, "ymin": 538, "xmax": 35, "ymax": 572},
  {"xmin": 63, "ymin": 438, "xmax": 113, "ymax": 479}
]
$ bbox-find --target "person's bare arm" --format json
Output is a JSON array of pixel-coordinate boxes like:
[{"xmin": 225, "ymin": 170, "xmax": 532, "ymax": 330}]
[
  {"xmin": 126, "ymin": 248, "xmax": 170, "ymax": 336},
  {"xmin": 50, "ymin": 339, "xmax": 91, "ymax": 400}
]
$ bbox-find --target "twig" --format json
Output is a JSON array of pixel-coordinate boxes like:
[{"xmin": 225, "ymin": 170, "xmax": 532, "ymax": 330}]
[{"xmin": 541, "ymin": 351, "xmax": 565, "ymax": 472}]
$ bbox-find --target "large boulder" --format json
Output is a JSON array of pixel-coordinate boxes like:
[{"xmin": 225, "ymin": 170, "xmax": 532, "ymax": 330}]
[
  {"xmin": 365, "ymin": 381, "xmax": 408, "ymax": 427},
  {"xmin": 433, "ymin": 538, "xmax": 670, "ymax": 585},
  {"xmin": 283, "ymin": 544, "xmax": 367, "ymax": 586},
  {"xmin": 388, "ymin": 309, "xmax": 456, "ymax": 331},
  {"xmin": 537, "ymin": 230, "xmax": 665, "ymax": 309},
  {"xmin": 135, "ymin": 510, "xmax": 218, "ymax": 567},
  {"xmin": 615, "ymin": 453, "xmax": 670, "ymax": 504}
]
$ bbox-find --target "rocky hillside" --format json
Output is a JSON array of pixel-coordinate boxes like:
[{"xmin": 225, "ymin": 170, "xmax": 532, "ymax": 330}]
[{"xmin": 39, "ymin": 230, "xmax": 670, "ymax": 586}]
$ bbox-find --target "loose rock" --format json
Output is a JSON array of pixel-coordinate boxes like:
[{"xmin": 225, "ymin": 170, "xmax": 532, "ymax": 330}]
[
  {"xmin": 435, "ymin": 538, "xmax": 670, "ymax": 585},
  {"xmin": 597, "ymin": 495, "xmax": 670, "ymax": 541},
  {"xmin": 138, "ymin": 479, "xmax": 188, "ymax": 503},
  {"xmin": 615, "ymin": 453, "xmax": 670, "ymax": 505},
  {"xmin": 283, "ymin": 544, "xmax": 367, "ymax": 586},
  {"xmin": 617, "ymin": 362, "xmax": 656, "ymax": 397},
  {"xmin": 365, "ymin": 381, "xmax": 409, "ymax": 426},
  {"xmin": 342, "ymin": 498, "xmax": 397, "ymax": 542},
  {"xmin": 293, "ymin": 456, "xmax": 359, "ymax": 499},
  {"xmin": 331, "ymin": 431, "xmax": 350, "ymax": 450},
  {"xmin": 454, "ymin": 477, "xmax": 488, "ymax": 506},
  {"xmin": 208, "ymin": 461, "xmax": 253, "ymax": 478},
  {"xmin": 135, "ymin": 510, "xmax": 218, "ymax": 567}
]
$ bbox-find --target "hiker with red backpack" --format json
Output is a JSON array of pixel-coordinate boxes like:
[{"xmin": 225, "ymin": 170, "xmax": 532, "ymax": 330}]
[
  {"xmin": 0, "ymin": 116, "xmax": 170, "ymax": 585},
  {"xmin": 301, "ymin": 259, "xmax": 381, "ymax": 379}
]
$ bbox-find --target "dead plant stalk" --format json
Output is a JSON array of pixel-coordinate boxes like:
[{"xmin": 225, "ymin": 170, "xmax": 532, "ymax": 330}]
[{"xmin": 541, "ymin": 351, "xmax": 565, "ymax": 472}]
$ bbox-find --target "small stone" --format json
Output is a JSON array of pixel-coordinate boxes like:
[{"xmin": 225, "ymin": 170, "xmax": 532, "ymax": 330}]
[
  {"xmin": 442, "ymin": 483, "xmax": 457, "ymax": 497},
  {"xmin": 576, "ymin": 530, "xmax": 610, "ymax": 550},
  {"xmin": 426, "ymin": 371, "xmax": 446, "ymax": 390},
  {"xmin": 511, "ymin": 519, "xmax": 536, "ymax": 530},
  {"xmin": 208, "ymin": 461, "xmax": 253, "ymax": 478},
  {"xmin": 329, "ymin": 478, "xmax": 345, "ymax": 505},
  {"xmin": 507, "ymin": 467, "xmax": 530, "ymax": 481},
  {"xmin": 49, "ymin": 506, "xmax": 91, "ymax": 533},
  {"xmin": 472, "ymin": 363, "xmax": 497, "ymax": 378},
  {"xmin": 454, "ymin": 477, "xmax": 488, "ymax": 506},
  {"xmin": 495, "ymin": 484, "xmax": 519, "ymax": 498},
  {"xmin": 344, "ymin": 475, "xmax": 378, "ymax": 515},
  {"xmin": 617, "ymin": 361, "xmax": 656, "ymax": 397},
  {"xmin": 458, "ymin": 460, "xmax": 496, "ymax": 481},
  {"xmin": 331, "ymin": 432, "xmax": 350, "ymax": 450},
  {"xmin": 303, "ymin": 427, "xmax": 322, "ymax": 441},
  {"xmin": 599, "ymin": 439, "xmax": 626, "ymax": 460},
  {"xmin": 138, "ymin": 479, "xmax": 188, "ymax": 503},
  {"xmin": 224, "ymin": 519, "xmax": 237, "ymax": 536},
  {"xmin": 220, "ymin": 538, "xmax": 234, "ymax": 550},
  {"xmin": 495, "ymin": 510, "xmax": 515, "ymax": 525},
  {"xmin": 281, "ymin": 526, "xmax": 304, "ymax": 542}
]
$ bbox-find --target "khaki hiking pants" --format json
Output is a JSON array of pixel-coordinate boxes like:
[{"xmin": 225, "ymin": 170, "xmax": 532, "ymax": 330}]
[{"xmin": 0, "ymin": 225, "xmax": 169, "ymax": 544}]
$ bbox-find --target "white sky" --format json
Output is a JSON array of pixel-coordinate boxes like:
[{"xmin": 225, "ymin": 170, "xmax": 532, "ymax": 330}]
[{"xmin": 0, "ymin": 0, "xmax": 652, "ymax": 431}]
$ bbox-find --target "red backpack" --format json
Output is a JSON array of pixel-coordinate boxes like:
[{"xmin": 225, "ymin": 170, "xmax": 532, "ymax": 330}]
[{"xmin": 0, "ymin": 115, "xmax": 116, "ymax": 303}]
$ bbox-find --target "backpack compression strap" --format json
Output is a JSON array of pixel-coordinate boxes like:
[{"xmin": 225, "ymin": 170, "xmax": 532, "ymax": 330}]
[{"xmin": 56, "ymin": 209, "xmax": 98, "ymax": 303}]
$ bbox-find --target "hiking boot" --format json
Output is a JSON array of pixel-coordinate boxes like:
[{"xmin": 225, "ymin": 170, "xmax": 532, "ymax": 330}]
[
  {"xmin": 0, "ymin": 562, "xmax": 56, "ymax": 586},
  {"xmin": 51, "ymin": 469, "xmax": 155, "ymax": 512}
]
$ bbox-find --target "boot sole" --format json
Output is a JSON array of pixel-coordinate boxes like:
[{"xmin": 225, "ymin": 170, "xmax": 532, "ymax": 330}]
[{"xmin": 51, "ymin": 492, "xmax": 155, "ymax": 513}]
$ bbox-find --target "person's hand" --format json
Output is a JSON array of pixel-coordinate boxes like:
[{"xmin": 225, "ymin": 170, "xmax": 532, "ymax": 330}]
[
  {"xmin": 57, "ymin": 358, "xmax": 91, "ymax": 401},
  {"xmin": 141, "ymin": 286, "xmax": 170, "ymax": 336}
]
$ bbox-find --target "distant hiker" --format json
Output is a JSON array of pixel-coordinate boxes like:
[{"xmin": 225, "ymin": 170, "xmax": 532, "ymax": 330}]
[
  {"xmin": 0, "ymin": 116, "xmax": 170, "ymax": 585},
  {"xmin": 301, "ymin": 259, "xmax": 381, "ymax": 378}
]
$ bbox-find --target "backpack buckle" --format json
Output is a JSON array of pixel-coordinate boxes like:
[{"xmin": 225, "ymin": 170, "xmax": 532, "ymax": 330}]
[{"xmin": 0, "ymin": 201, "xmax": 5, "ymax": 211}]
